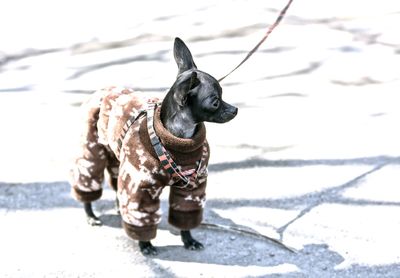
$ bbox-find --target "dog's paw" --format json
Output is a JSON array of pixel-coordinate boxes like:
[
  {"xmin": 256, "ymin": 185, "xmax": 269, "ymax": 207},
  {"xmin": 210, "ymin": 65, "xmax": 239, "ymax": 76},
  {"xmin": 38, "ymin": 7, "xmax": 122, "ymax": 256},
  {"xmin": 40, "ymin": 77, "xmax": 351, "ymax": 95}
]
[
  {"xmin": 139, "ymin": 241, "xmax": 158, "ymax": 256},
  {"xmin": 183, "ymin": 239, "xmax": 204, "ymax": 250},
  {"xmin": 181, "ymin": 230, "xmax": 204, "ymax": 251},
  {"xmin": 87, "ymin": 216, "xmax": 102, "ymax": 226}
]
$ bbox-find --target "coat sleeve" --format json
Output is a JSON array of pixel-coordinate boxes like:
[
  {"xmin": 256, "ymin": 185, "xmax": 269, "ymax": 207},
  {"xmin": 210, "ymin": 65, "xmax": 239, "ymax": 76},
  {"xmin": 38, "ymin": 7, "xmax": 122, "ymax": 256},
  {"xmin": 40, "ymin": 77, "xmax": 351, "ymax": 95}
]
[{"xmin": 168, "ymin": 162, "xmax": 208, "ymax": 230}]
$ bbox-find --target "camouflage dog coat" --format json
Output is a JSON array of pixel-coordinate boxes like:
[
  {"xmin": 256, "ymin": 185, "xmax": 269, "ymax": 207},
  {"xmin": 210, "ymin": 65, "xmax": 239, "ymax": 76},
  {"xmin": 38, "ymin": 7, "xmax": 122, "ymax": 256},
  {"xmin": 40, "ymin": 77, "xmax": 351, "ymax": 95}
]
[{"xmin": 70, "ymin": 86, "xmax": 209, "ymax": 241}]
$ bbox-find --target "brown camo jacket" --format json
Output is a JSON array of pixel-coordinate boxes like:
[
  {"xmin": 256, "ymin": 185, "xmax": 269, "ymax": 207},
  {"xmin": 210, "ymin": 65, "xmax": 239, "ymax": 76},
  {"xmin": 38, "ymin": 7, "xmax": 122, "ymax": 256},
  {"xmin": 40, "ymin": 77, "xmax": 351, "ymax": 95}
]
[{"xmin": 70, "ymin": 86, "xmax": 209, "ymax": 241}]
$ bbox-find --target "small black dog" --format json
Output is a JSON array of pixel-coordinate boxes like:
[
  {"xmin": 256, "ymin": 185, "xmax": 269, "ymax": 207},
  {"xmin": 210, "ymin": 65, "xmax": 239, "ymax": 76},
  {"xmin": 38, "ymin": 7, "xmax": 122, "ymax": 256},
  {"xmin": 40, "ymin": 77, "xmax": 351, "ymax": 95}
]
[{"xmin": 72, "ymin": 38, "xmax": 237, "ymax": 255}]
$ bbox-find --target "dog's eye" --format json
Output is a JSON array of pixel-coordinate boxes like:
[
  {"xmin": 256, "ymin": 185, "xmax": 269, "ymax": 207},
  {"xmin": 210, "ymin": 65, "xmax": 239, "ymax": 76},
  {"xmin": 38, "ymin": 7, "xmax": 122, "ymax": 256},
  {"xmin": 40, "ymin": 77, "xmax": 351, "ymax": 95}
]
[
  {"xmin": 212, "ymin": 99, "xmax": 220, "ymax": 109},
  {"xmin": 204, "ymin": 96, "xmax": 220, "ymax": 112}
]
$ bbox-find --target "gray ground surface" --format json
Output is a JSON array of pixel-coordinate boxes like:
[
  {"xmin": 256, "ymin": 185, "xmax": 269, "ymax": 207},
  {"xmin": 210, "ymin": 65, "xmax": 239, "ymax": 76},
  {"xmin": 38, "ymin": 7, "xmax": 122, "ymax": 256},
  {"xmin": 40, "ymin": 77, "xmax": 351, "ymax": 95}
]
[{"xmin": 1, "ymin": 0, "xmax": 400, "ymax": 277}]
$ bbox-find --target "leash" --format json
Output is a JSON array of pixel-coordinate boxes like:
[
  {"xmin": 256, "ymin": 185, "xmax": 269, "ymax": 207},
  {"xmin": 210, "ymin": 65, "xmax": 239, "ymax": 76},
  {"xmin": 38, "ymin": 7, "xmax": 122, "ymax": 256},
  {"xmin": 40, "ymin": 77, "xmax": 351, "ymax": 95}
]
[{"xmin": 218, "ymin": 0, "xmax": 294, "ymax": 82}]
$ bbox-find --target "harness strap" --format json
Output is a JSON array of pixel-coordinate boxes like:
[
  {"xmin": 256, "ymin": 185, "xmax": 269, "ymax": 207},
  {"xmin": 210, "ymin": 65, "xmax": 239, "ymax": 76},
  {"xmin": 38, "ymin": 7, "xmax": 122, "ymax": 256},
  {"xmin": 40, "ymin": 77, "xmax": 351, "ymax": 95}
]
[
  {"xmin": 146, "ymin": 102, "xmax": 208, "ymax": 187},
  {"xmin": 116, "ymin": 109, "xmax": 146, "ymax": 155},
  {"xmin": 116, "ymin": 101, "xmax": 207, "ymax": 187}
]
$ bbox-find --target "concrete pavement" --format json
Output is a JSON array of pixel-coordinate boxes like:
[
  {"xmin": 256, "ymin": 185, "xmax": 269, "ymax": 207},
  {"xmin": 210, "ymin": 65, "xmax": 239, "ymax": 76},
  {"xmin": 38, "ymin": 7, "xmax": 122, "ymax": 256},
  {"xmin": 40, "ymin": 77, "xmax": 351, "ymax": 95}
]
[{"xmin": 1, "ymin": 0, "xmax": 400, "ymax": 276}]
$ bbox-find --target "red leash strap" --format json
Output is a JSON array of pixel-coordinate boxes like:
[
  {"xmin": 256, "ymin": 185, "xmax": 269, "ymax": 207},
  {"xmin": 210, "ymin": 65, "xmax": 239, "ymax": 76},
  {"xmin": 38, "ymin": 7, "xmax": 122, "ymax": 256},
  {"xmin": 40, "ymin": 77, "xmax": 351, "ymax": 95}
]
[{"xmin": 218, "ymin": 0, "xmax": 294, "ymax": 82}]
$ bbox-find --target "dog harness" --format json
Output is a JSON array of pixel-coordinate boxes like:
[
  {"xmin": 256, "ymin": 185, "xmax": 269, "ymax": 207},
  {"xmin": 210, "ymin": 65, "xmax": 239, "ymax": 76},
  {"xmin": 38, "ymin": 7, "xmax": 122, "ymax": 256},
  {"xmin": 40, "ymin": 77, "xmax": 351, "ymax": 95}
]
[{"xmin": 117, "ymin": 101, "xmax": 208, "ymax": 187}]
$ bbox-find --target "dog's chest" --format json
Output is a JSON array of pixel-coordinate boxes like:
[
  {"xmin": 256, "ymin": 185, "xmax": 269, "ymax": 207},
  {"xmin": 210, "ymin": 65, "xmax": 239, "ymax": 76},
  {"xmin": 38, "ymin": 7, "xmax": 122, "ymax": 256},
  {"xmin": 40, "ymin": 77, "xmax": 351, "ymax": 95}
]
[{"xmin": 84, "ymin": 86, "xmax": 209, "ymax": 190}]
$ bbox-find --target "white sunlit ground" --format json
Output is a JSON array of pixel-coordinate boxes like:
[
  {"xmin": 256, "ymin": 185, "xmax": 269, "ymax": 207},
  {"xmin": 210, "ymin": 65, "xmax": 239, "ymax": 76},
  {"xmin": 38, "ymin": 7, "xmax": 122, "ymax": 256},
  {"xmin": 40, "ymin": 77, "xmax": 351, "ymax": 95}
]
[{"xmin": 0, "ymin": 0, "xmax": 400, "ymax": 277}]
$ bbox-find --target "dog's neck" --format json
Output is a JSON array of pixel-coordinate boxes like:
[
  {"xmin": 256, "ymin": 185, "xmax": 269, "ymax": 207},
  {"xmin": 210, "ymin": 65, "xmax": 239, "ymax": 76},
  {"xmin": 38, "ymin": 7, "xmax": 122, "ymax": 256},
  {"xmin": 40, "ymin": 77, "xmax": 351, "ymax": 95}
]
[{"xmin": 160, "ymin": 93, "xmax": 199, "ymax": 139}]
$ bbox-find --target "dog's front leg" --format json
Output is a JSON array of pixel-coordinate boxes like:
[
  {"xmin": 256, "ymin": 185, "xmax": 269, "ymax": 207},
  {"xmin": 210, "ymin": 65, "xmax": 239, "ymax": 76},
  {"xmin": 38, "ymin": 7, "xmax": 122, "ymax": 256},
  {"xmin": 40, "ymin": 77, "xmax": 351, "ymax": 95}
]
[
  {"xmin": 84, "ymin": 202, "xmax": 102, "ymax": 226},
  {"xmin": 181, "ymin": 230, "xmax": 204, "ymax": 250}
]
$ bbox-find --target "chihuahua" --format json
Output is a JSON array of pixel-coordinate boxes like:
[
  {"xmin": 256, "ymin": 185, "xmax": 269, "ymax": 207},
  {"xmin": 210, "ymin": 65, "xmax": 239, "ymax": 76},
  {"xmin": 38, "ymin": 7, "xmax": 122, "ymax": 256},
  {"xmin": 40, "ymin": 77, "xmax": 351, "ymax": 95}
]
[{"xmin": 70, "ymin": 38, "xmax": 237, "ymax": 255}]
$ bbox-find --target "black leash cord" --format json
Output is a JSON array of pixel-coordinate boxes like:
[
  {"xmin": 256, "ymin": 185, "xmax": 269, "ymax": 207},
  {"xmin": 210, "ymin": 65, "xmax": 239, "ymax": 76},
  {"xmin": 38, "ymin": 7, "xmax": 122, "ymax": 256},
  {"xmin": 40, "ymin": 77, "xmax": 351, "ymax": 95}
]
[{"xmin": 218, "ymin": 0, "xmax": 294, "ymax": 82}]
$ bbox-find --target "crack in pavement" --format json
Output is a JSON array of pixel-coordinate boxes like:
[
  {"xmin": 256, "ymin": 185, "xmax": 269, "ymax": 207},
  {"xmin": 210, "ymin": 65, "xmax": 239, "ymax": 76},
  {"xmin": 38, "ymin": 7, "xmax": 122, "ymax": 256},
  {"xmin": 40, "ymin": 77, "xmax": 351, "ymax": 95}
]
[{"xmin": 276, "ymin": 162, "xmax": 389, "ymax": 241}]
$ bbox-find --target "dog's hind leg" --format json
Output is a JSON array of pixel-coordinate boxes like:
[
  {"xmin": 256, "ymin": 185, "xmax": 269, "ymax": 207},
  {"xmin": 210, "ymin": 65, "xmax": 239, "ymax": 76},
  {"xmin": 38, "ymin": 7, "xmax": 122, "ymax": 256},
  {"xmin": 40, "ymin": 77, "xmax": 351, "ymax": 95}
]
[
  {"xmin": 105, "ymin": 147, "xmax": 120, "ymax": 214},
  {"xmin": 84, "ymin": 202, "xmax": 102, "ymax": 226},
  {"xmin": 71, "ymin": 142, "xmax": 107, "ymax": 226},
  {"xmin": 107, "ymin": 175, "xmax": 120, "ymax": 214},
  {"xmin": 104, "ymin": 172, "xmax": 120, "ymax": 214},
  {"xmin": 70, "ymin": 103, "xmax": 109, "ymax": 226}
]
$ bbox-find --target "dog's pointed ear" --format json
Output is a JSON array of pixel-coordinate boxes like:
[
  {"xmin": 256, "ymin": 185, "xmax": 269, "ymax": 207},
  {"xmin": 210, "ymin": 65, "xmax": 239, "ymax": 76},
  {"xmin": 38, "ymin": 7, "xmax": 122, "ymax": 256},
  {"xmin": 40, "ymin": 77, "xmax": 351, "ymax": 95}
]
[
  {"xmin": 174, "ymin": 71, "xmax": 199, "ymax": 106},
  {"xmin": 174, "ymin": 37, "xmax": 197, "ymax": 74}
]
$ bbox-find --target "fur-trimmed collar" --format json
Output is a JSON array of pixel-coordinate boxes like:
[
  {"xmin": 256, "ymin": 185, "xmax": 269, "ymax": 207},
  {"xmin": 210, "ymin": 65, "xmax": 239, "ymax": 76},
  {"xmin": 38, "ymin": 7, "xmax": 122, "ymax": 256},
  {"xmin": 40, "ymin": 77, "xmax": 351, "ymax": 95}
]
[
  {"xmin": 139, "ymin": 106, "xmax": 206, "ymax": 165},
  {"xmin": 153, "ymin": 106, "xmax": 206, "ymax": 153}
]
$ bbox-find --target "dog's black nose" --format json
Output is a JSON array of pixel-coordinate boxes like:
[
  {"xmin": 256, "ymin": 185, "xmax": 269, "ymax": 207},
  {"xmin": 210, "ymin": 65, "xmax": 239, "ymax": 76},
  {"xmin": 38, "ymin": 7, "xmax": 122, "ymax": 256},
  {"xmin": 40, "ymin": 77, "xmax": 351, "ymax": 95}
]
[
  {"xmin": 223, "ymin": 106, "xmax": 238, "ymax": 122},
  {"xmin": 227, "ymin": 106, "xmax": 238, "ymax": 117},
  {"xmin": 232, "ymin": 107, "xmax": 238, "ymax": 116}
]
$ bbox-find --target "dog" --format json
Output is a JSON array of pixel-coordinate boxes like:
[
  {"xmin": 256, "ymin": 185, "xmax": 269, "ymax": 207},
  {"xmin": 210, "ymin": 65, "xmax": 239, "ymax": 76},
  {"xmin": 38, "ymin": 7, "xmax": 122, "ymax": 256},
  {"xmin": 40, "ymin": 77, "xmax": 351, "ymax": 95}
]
[{"xmin": 70, "ymin": 38, "xmax": 238, "ymax": 255}]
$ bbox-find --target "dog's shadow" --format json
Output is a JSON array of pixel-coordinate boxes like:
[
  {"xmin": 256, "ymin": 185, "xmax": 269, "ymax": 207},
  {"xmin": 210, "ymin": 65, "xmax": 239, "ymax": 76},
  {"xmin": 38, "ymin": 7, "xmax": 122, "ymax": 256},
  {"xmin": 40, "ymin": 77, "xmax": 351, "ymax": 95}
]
[
  {"xmin": 153, "ymin": 229, "xmax": 344, "ymax": 276},
  {"xmin": 98, "ymin": 213, "xmax": 122, "ymax": 228},
  {"xmin": 93, "ymin": 199, "xmax": 346, "ymax": 276}
]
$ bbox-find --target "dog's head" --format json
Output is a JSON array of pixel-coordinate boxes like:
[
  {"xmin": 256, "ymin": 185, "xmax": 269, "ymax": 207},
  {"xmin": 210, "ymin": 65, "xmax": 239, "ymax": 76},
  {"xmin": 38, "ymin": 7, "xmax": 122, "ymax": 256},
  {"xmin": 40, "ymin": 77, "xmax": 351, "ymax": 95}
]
[{"xmin": 171, "ymin": 38, "xmax": 238, "ymax": 124}]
